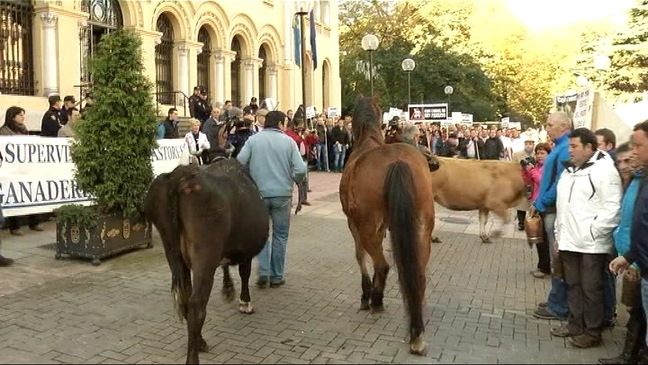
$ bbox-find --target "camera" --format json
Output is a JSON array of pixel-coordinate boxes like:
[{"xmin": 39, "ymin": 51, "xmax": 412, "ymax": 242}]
[{"xmin": 520, "ymin": 156, "xmax": 536, "ymax": 168}]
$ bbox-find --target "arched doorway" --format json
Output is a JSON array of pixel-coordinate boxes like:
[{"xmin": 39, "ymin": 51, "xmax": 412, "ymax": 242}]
[
  {"xmin": 79, "ymin": 0, "xmax": 123, "ymax": 95},
  {"xmin": 197, "ymin": 26, "xmax": 211, "ymax": 96},
  {"xmin": 258, "ymin": 45, "xmax": 269, "ymax": 102},
  {"xmin": 230, "ymin": 36, "xmax": 243, "ymax": 107},
  {"xmin": 322, "ymin": 61, "xmax": 331, "ymax": 109},
  {"xmin": 155, "ymin": 14, "xmax": 174, "ymax": 105}
]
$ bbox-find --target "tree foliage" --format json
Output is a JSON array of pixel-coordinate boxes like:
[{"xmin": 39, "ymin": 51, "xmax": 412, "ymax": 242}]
[{"xmin": 70, "ymin": 30, "xmax": 158, "ymax": 217}]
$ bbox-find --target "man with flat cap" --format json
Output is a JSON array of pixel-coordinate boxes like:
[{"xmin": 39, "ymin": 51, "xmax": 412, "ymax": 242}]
[{"xmin": 41, "ymin": 94, "xmax": 63, "ymax": 137}]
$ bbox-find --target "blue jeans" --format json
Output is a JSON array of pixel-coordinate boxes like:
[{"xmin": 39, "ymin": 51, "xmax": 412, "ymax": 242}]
[
  {"xmin": 316, "ymin": 143, "xmax": 329, "ymax": 171},
  {"xmin": 545, "ymin": 212, "xmax": 616, "ymax": 322},
  {"xmin": 333, "ymin": 144, "xmax": 347, "ymax": 171},
  {"xmin": 258, "ymin": 197, "xmax": 292, "ymax": 283}
]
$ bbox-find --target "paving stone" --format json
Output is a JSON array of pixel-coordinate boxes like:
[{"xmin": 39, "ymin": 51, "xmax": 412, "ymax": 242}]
[{"xmin": 0, "ymin": 172, "xmax": 625, "ymax": 364}]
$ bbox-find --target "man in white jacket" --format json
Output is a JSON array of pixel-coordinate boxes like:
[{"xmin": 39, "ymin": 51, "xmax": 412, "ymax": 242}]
[{"xmin": 550, "ymin": 128, "xmax": 622, "ymax": 348}]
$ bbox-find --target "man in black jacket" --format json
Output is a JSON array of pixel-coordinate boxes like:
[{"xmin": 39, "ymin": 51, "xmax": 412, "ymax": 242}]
[{"xmin": 41, "ymin": 94, "xmax": 63, "ymax": 137}]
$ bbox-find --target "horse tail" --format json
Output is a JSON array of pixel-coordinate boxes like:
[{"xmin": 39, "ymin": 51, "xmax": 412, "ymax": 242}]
[
  {"xmin": 384, "ymin": 161, "xmax": 424, "ymax": 332},
  {"xmin": 166, "ymin": 173, "xmax": 192, "ymax": 323}
]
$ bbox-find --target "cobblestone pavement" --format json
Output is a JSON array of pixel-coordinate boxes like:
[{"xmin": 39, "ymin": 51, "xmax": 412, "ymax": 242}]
[{"xmin": 0, "ymin": 172, "xmax": 625, "ymax": 364}]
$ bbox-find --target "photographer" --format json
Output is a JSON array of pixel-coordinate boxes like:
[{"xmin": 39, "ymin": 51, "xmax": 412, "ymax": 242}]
[{"xmin": 514, "ymin": 139, "xmax": 537, "ymax": 230}]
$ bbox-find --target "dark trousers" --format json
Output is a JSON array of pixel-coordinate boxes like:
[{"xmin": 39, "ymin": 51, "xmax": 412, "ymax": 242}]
[
  {"xmin": 7, "ymin": 214, "xmax": 40, "ymax": 231},
  {"xmin": 625, "ymin": 290, "xmax": 647, "ymax": 360},
  {"xmin": 517, "ymin": 210, "xmax": 526, "ymax": 226},
  {"xmin": 536, "ymin": 212, "xmax": 551, "ymax": 274},
  {"xmin": 297, "ymin": 170, "xmax": 308, "ymax": 204},
  {"xmin": 561, "ymin": 251, "xmax": 607, "ymax": 339}
]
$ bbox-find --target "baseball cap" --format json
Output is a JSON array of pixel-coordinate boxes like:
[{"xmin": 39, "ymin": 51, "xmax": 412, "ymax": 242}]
[{"xmin": 48, "ymin": 94, "xmax": 62, "ymax": 105}]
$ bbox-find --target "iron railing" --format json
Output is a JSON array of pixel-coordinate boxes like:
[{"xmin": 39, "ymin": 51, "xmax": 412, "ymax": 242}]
[
  {"xmin": 0, "ymin": 0, "xmax": 34, "ymax": 95},
  {"xmin": 154, "ymin": 90, "xmax": 189, "ymax": 116},
  {"xmin": 155, "ymin": 14, "xmax": 174, "ymax": 105}
]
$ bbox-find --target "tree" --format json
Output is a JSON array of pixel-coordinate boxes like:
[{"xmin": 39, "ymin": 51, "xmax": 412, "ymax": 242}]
[{"xmin": 70, "ymin": 30, "xmax": 158, "ymax": 216}]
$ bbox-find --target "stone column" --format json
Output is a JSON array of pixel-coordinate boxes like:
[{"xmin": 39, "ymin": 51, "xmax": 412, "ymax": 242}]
[
  {"xmin": 214, "ymin": 50, "xmax": 236, "ymax": 104},
  {"xmin": 243, "ymin": 59, "xmax": 255, "ymax": 103},
  {"xmin": 214, "ymin": 52, "xmax": 225, "ymax": 104},
  {"xmin": 176, "ymin": 44, "xmax": 190, "ymax": 102},
  {"xmin": 40, "ymin": 12, "xmax": 59, "ymax": 95},
  {"xmin": 267, "ymin": 64, "xmax": 279, "ymax": 102}
]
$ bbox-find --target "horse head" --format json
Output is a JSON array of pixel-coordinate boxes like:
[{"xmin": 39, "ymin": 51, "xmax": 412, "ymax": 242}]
[{"xmin": 352, "ymin": 95, "xmax": 383, "ymax": 143}]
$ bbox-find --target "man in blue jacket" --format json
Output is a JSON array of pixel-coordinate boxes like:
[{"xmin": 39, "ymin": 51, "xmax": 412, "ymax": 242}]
[
  {"xmin": 611, "ymin": 121, "xmax": 648, "ymax": 357},
  {"xmin": 237, "ymin": 111, "xmax": 307, "ymax": 289},
  {"xmin": 530, "ymin": 112, "xmax": 572, "ymax": 320}
]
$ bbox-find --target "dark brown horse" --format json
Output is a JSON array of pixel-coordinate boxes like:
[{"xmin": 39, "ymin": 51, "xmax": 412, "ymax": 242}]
[
  {"xmin": 339, "ymin": 96, "xmax": 438, "ymax": 355},
  {"xmin": 144, "ymin": 159, "xmax": 269, "ymax": 364}
]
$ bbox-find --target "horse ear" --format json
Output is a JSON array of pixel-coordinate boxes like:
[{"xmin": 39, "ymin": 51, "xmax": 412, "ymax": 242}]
[{"xmin": 372, "ymin": 93, "xmax": 381, "ymax": 104}]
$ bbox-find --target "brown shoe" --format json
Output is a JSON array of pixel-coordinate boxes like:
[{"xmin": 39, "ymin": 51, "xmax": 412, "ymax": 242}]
[
  {"xmin": 30, "ymin": 224, "xmax": 44, "ymax": 232},
  {"xmin": 569, "ymin": 334, "xmax": 602, "ymax": 348},
  {"xmin": 0, "ymin": 255, "xmax": 15, "ymax": 267},
  {"xmin": 10, "ymin": 229, "xmax": 23, "ymax": 236},
  {"xmin": 256, "ymin": 277, "xmax": 269, "ymax": 289},
  {"xmin": 550, "ymin": 325, "xmax": 580, "ymax": 338}
]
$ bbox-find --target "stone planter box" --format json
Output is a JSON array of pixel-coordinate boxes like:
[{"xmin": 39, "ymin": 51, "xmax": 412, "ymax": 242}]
[{"xmin": 55, "ymin": 212, "xmax": 153, "ymax": 266}]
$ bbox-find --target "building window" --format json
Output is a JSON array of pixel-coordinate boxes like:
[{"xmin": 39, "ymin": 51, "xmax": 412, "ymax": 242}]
[
  {"xmin": 155, "ymin": 14, "xmax": 174, "ymax": 105},
  {"xmin": 79, "ymin": 0, "xmax": 123, "ymax": 97},
  {"xmin": 231, "ymin": 37, "xmax": 242, "ymax": 107},
  {"xmin": 0, "ymin": 0, "xmax": 34, "ymax": 96},
  {"xmin": 197, "ymin": 27, "xmax": 211, "ymax": 97},
  {"xmin": 322, "ymin": 0, "xmax": 331, "ymax": 26},
  {"xmin": 258, "ymin": 46, "xmax": 267, "ymax": 102}
]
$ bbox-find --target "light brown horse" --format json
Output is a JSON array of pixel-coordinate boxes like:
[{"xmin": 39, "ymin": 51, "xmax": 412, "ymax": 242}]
[
  {"xmin": 430, "ymin": 157, "xmax": 526, "ymax": 243},
  {"xmin": 339, "ymin": 96, "xmax": 439, "ymax": 355}
]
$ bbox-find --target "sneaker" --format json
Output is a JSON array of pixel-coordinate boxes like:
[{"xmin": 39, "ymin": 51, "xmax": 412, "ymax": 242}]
[
  {"xmin": 533, "ymin": 271, "xmax": 548, "ymax": 279},
  {"xmin": 256, "ymin": 277, "xmax": 269, "ymax": 289},
  {"xmin": 538, "ymin": 302, "xmax": 548, "ymax": 308},
  {"xmin": 0, "ymin": 255, "xmax": 14, "ymax": 267},
  {"xmin": 269, "ymin": 279, "xmax": 285, "ymax": 288},
  {"xmin": 533, "ymin": 307, "xmax": 560, "ymax": 320},
  {"xmin": 30, "ymin": 224, "xmax": 44, "ymax": 232},
  {"xmin": 550, "ymin": 325, "xmax": 580, "ymax": 338}
]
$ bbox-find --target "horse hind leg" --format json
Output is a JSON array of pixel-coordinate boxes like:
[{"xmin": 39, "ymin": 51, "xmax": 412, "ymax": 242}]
[
  {"xmin": 367, "ymin": 236, "xmax": 390, "ymax": 313},
  {"xmin": 350, "ymin": 222, "xmax": 372, "ymax": 311},
  {"xmin": 237, "ymin": 259, "xmax": 254, "ymax": 314},
  {"xmin": 221, "ymin": 264, "xmax": 236, "ymax": 303},
  {"xmin": 186, "ymin": 264, "xmax": 217, "ymax": 364}
]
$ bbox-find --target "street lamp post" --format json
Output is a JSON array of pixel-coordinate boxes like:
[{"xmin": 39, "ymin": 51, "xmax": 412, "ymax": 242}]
[
  {"xmin": 593, "ymin": 53, "xmax": 611, "ymax": 91},
  {"xmin": 401, "ymin": 58, "xmax": 415, "ymax": 105},
  {"xmin": 361, "ymin": 34, "xmax": 379, "ymax": 96},
  {"xmin": 444, "ymin": 85, "xmax": 454, "ymax": 115}
]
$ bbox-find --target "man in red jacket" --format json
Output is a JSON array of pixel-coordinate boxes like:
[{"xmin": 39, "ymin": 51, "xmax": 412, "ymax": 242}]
[{"xmin": 284, "ymin": 119, "xmax": 311, "ymax": 213}]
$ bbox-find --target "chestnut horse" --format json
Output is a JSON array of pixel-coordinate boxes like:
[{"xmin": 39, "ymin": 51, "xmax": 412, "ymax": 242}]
[
  {"xmin": 339, "ymin": 96, "xmax": 438, "ymax": 355},
  {"xmin": 144, "ymin": 159, "xmax": 269, "ymax": 364}
]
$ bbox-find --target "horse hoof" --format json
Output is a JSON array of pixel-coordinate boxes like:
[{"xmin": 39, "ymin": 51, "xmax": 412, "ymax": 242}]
[
  {"xmin": 431, "ymin": 237, "xmax": 442, "ymax": 243},
  {"xmin": 480, "ymin": 236, "xmax": 491, "ymax": 244},
  {"xmin": 238, "ymin": 300, "xmax": 254, "ymax": 314},
  {"xmin": 221, "ymin": 287, "xmax": 235, "ymax": 303},
  {"xmin": 409, "ymin": 337, "xmax": 427, "ymax": 356},
  {"xmin": 371, "ymin": 304, "xmax": 385, "ymax": 313},
  {"xmin": 199, "ymin": 338, "xmax": 209, "ymax": 353},
  {"xmin": 360, "ymin": 301, "xmax": 370, "ymax": 311}
]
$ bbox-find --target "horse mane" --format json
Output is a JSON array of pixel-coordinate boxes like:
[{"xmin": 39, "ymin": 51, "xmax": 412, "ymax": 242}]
[{"xmin": 352, "ymin": 95, "xmax": 383, "ymax": 143}]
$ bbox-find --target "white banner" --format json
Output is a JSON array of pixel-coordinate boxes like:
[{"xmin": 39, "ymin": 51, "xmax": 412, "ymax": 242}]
[
  {"xmin": 573, "ymin": 87, "xmax": 594, "ymax": 130},
  {"xmin": 0, "ymin": 137, "xmax": 189, "ymax": 217}
]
